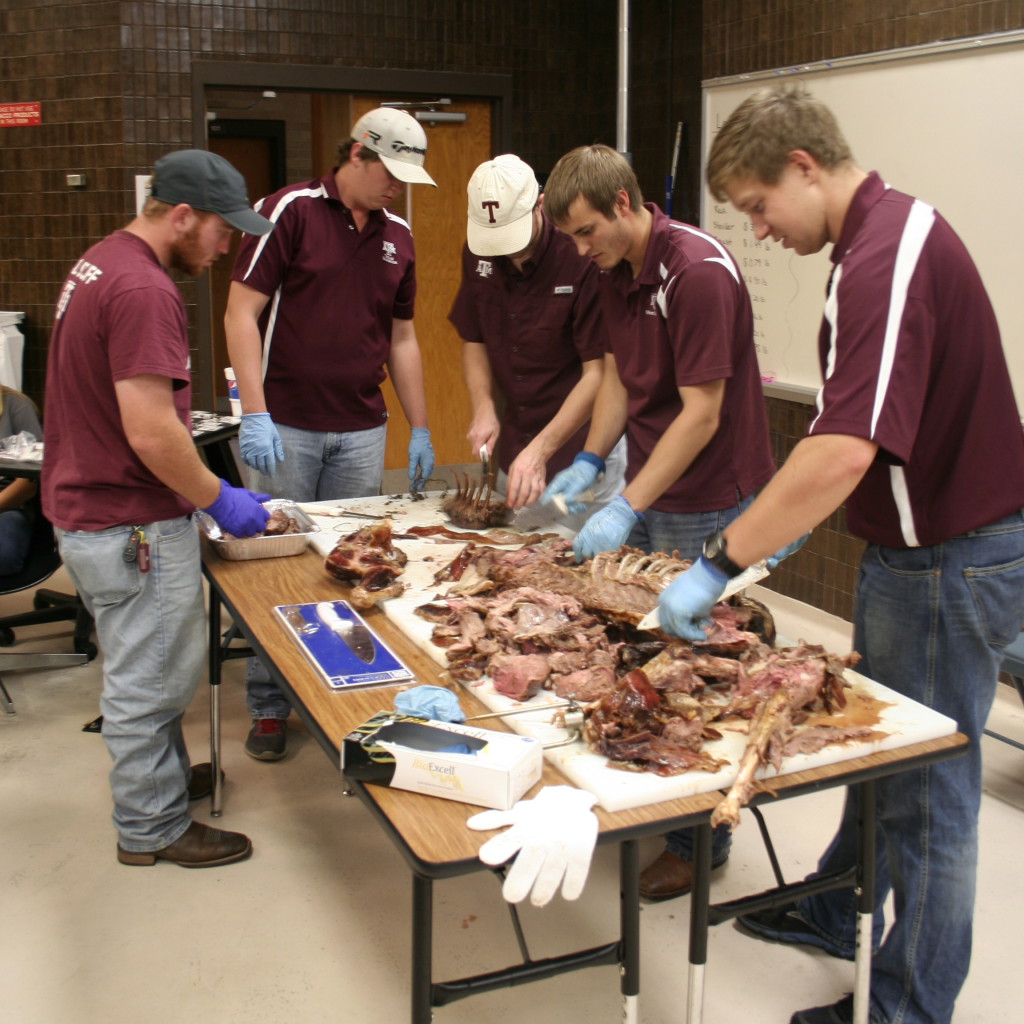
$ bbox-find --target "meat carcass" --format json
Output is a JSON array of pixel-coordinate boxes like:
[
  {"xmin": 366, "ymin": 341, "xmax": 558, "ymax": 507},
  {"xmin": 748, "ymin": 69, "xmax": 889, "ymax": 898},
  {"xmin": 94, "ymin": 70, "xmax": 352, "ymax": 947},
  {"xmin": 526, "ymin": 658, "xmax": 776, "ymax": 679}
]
[{"xmin": 324, "ymin": 519, "xmax": 408, "ymax": 608}]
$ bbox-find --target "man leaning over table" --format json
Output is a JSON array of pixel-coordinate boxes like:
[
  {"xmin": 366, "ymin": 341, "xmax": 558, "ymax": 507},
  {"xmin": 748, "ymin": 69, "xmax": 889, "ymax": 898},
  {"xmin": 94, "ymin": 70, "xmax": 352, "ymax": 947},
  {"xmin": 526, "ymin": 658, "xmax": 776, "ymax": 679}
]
[
  {"xmin": 43, "ymin": 149, "xmax": 273, "ymax": 869},
  {"xmin": 540, "ymin": 143, "xmax": 777, "ymax": 902},
  {"xmin": 224, "ymin": 107, "xmax": 437, "ymax": 762},
  {"xmin": 657, "ymin": 83, "xmax": 1024, "ymax": 1024},
  {"xmin": 448, "ymin": 153, "xmax": 625, "ymax": 509}
]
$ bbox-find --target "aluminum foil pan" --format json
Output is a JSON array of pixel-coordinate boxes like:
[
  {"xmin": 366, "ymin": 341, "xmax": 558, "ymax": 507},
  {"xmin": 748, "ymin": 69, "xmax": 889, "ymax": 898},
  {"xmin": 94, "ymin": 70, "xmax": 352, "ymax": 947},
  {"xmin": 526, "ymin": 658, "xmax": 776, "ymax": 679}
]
[{"xmin": 196, "ymin": 499, "xmax": 319, "ymax": 561}]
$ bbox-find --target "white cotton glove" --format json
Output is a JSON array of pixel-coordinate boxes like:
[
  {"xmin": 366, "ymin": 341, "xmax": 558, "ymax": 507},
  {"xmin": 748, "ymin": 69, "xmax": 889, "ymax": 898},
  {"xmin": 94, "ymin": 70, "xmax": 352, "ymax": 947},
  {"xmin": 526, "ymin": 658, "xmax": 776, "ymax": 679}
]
[{"xmin": 466, "ymin": 785, "xmax": 599, "ymax": 907}]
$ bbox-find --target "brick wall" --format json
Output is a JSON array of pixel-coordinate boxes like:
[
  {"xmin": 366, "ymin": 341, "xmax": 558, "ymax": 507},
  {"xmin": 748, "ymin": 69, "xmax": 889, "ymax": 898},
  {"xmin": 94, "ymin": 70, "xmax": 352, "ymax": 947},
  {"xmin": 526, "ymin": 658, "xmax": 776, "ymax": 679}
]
[{"xmin": 0, "ymin": 0, "xmax": 617, "ymax": 404}]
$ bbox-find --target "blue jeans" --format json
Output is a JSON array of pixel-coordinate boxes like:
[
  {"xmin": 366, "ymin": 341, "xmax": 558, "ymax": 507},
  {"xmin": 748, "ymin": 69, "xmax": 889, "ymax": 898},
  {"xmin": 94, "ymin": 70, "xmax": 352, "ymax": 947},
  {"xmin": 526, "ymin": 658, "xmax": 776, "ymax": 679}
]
[
  {"xmin": 798, "ymin": 509, "xmax": 1024, "ymax": 1024},
  {"xmin": 246, "ymin": 421, "xmax": 386, "ymax": 502},
  {"xmin": 56, "ymin": 516, "xmax": 206, "ymax": 851},
  {"xmin": 0, "ymin": 507, "xmax": 32, "ymax": 574},
  {"xmin": 630, "ymin": 494, "xmax": 755, "ymax": 865},
  {"xmin": 246, "ymin": 421, "xmax": 387, "ymax": 719}
]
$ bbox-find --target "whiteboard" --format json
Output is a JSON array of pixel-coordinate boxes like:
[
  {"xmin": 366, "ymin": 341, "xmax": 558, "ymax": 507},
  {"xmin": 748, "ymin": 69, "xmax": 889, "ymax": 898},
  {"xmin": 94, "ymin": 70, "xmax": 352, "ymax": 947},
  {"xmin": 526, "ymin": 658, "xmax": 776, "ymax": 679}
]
[{"xmin": 701, "ymin": 33, "xmax": 1024, "ymax": 407}]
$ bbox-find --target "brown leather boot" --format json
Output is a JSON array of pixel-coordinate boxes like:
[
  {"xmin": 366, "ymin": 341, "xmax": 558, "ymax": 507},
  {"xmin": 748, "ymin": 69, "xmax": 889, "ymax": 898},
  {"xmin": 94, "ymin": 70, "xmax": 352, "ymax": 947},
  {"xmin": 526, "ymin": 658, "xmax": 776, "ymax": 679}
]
[
  {"xmin": 186, "ymin": 762, "xmax": 224, "ymax": 801},
  {"xmin": 118, "ymin": 821, "xmax": 252, "ymax": 868},
  {"xmin": 639, "ymin": 849, "xmax": 727, "ymax": 901}
]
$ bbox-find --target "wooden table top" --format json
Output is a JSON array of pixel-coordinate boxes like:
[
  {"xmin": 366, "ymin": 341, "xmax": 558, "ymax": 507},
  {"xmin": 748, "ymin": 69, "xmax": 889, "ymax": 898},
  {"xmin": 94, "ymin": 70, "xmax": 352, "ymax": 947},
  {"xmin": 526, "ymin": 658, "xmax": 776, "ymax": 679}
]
[{"xmin": 202, "ymin": 541, "xmax": 967, "ymax": 876}]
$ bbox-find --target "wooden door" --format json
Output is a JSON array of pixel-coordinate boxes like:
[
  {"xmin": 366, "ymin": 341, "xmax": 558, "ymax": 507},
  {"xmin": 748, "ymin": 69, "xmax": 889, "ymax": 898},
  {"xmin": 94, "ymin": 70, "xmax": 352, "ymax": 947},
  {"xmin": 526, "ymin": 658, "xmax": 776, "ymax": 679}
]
[{"xmin": 207, "ymin": 130, "xmax": 280, "ymax": 399}]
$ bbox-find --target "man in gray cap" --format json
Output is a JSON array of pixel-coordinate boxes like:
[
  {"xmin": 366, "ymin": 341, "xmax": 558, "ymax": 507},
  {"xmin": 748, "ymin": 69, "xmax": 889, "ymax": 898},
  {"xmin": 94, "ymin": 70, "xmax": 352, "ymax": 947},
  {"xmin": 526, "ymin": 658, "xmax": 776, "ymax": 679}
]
[
  {"xmin": 224, "ymin": 107, "xmax": 437, "ymax": 761},
  {"xmin": 448, "ymin": 154, "xmax": 624, "ymax": 510},
  {"xmin": 43, "ymin": 149, "xmax": 273, "ymax": 867}
]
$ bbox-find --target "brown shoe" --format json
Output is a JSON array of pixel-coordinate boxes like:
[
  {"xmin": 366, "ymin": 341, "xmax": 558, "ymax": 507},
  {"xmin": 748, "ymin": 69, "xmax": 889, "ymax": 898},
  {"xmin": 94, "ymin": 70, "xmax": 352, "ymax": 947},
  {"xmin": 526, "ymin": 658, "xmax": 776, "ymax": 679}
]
[
  {"xmin": 186, "ymin": 763, "xmax": 224, "ymax": 801},
  {"xmin": 117, "ymin": 821, "xmax": 252, "ymax": 868},
  {"xmin": 639, "ymin": 849, "xmax": 727, "ymax": 902}
]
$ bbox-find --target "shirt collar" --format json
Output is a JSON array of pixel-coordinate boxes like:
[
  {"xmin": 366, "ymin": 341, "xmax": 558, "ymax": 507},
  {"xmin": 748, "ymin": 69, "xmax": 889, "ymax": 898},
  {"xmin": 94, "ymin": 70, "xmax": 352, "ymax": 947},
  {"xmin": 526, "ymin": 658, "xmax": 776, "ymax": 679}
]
[{"xmin": 831, "ymin": 170, "xmax": 885, "ymax": 264}]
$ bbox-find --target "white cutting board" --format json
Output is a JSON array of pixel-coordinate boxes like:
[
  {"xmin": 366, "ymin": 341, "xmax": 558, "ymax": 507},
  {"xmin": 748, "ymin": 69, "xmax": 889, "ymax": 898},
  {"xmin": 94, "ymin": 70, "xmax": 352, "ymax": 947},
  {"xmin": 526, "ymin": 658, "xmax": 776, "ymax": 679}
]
[{"xmin": 302, "ymin": 494, "xmax": 957, "ymax": 812}]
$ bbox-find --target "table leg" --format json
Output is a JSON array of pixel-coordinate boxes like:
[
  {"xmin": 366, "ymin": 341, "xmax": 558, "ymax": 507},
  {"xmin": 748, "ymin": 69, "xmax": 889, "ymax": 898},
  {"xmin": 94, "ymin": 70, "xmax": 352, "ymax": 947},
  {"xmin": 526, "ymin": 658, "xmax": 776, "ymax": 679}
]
[
  {"xmin": 412, "ymin": 873, "xmax": 433, "ymax": 1024},
  {"xmin": 686, "ymin": 821, "xmax": 713, "ymax": 1024},
  {"xmin": 208, "ymin": 585, "xmax": 223, "ymax": 817},
  {"xmin": 620, "ymin": 838, "xmax": 641, "ymax": 1023},
  {"xmin": 853, "ymin": 781, "xmax": 877, "ymax": 1024}
]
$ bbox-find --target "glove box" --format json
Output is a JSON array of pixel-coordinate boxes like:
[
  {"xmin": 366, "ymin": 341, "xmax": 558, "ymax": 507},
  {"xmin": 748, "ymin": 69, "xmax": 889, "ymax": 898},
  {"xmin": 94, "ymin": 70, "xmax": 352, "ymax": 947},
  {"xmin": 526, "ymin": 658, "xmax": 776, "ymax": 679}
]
[{"xmin": 342, "ymin": 711, "xmax": 543, "ymax": 809}]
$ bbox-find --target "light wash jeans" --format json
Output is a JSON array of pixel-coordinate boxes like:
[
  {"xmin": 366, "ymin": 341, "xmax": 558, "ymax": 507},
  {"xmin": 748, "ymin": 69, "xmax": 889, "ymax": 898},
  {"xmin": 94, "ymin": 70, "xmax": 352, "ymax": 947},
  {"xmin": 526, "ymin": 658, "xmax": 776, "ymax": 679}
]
[
  {"xmin": 246, "ymin": 421, "xmax": 387, "ymax": 502},
  {"xmin": 246, "ymin": 421, "xmax": 387, "ymax": 719},
  {"xmin": 0, "ymin": 507, "xmax": 33, "ymax": 574},
  {"xmin": 630, "ymin": 494, "xmax": 755, "ymax": 867},
  {"xmin": 56, "ymin": 516, "xmax": 205, "ymax": 851},
  {"xmin": 797, "ymin": 509, "xmax": 1024, "ymax": 1024}
]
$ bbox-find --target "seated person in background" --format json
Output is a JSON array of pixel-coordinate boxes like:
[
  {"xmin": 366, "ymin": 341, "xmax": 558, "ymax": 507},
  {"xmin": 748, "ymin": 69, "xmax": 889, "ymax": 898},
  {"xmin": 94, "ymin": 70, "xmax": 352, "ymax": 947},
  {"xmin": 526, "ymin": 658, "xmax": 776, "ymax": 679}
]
[{"xmin": 0, "ymin": 386, "xmax": 43, "ymax": 575}]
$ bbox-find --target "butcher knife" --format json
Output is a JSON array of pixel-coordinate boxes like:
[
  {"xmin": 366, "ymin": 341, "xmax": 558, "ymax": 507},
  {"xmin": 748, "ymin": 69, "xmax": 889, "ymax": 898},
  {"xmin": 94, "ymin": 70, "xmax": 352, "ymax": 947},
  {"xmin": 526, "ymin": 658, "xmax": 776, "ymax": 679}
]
[
  {"xmin": 636, "ymin": 559, "xmax": 770, "ymax": 632},
  {"xmin": 316, "ymin": 601, "xmax": 376, "ymax": 664}
]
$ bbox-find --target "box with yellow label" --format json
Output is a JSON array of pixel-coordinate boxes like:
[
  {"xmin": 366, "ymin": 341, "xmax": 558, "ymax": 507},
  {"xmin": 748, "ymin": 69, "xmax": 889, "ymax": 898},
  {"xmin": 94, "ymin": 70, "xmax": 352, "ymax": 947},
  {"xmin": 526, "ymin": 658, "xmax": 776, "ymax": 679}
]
[{"xmin": 341, "ymin": 711, "xmax": 543, "ymax": 810}]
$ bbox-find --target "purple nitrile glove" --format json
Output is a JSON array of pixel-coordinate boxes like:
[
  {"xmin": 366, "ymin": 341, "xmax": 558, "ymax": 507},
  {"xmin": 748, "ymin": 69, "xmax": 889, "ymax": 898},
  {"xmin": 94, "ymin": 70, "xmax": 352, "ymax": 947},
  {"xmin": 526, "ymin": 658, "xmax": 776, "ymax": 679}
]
[
  {"xmin": 202, "ymin": 479, "xmax": 271, "ymax": 538},
  {"xmin": 571, "ymin": 494, "xmax": 642, "ymax": 562},
  {"xmin": 657, "ymin": 555, "xmax": 729, "ymax": 643}
]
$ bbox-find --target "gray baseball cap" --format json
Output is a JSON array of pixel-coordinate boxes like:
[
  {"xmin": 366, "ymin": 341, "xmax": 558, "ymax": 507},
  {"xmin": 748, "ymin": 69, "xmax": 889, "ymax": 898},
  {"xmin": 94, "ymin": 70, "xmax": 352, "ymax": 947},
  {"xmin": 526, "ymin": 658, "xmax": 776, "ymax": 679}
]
[{"xmin": 150, "ymin": 150, "xmax": 273, "ymax": 235}]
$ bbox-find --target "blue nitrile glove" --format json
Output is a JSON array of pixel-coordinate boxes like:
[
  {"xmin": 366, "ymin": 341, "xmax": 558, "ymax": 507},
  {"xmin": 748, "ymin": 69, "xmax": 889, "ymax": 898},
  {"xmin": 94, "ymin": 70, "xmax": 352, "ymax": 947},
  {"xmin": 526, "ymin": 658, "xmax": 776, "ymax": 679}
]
[
  {"xmin": 202, "ymin": 479, "xmax": 271, "ymax": 538},
  {"xmin": 540, "ymin": 451, "xmax": 604, "ymax": 515},
  {"xmin": 657, "ymin": 555, "xmax": 729, "ymax": 643},
  {"xmin": 766, "ymin": 531, "xmax": 811, "ymax": 569},
  {"xmin": 393, "ymin": 684, "xmax": 465, "ymax": 723},
  {"xmin": 408, "ymin": 427, "xmax": 434, "ymax": 492},
  {"xmin": 572, "ymin": 494, "xmax": 642, "ymax": 562},
  {"xmin": 239, "ymin": 412, "xmax": 285, "ymax": 477}
]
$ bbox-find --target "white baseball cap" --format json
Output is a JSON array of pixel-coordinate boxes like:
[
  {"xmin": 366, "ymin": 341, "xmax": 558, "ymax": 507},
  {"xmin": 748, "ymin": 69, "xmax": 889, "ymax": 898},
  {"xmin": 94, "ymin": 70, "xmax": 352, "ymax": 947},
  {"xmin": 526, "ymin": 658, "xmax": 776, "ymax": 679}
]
[
  {"xmin": 350, "ymin": 107, "xmax": 437, "ymax": 187},
  {"xmin": 466, "ymin": 154, "xmax": 539, "ymax": 257}
]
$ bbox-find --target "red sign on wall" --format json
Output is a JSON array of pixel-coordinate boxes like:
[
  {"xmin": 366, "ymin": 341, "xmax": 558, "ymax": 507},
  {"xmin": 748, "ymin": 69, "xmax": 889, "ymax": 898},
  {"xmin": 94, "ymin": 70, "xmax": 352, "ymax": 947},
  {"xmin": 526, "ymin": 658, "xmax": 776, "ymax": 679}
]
[{"xmin": 0, "ymin": 102, "xmax": 42, "ymax": 127}]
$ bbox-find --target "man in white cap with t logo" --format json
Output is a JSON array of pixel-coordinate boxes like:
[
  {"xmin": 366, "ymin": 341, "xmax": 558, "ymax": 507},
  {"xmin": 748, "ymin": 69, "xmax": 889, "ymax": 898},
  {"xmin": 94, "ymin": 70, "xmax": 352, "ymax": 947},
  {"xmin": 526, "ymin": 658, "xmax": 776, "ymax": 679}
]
[
  {"xmin": 224, "ymin": 107, "xmax": 437, "ymax": 761},
  {"xmin": 448, "ymin": 154, "xmax": 624, "ymax": 510}
]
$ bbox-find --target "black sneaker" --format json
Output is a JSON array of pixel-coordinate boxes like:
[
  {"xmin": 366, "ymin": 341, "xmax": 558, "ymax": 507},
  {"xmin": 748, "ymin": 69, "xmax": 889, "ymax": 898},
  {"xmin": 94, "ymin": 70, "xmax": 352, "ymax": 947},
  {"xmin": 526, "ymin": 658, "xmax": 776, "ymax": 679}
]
[
  {"xmin": 790, "ymin": 993, "xmax": 883, "ymax": 1024},
  {"xmin": 736, "ymin": 902, "xmax": 856, "ymax": 960},
  {"xmin": 245, "ymin": 718, "xmax": 287, "ymax": 760}
]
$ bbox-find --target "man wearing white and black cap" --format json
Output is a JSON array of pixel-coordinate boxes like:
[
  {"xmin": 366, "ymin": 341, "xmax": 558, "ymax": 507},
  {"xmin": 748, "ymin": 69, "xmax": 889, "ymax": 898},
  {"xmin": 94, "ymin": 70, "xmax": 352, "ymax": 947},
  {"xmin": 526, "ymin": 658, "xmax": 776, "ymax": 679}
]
[
  {"xmin": 43, "ymin": 149, "xmax": 274, "ymax": 868},
  {"xmin": 224, "ymin": 107, "xmax": 437, "ymax": 760},
  {"xmin": 448, "ymin": 154, "xmax": 625, "ymax": 510}
]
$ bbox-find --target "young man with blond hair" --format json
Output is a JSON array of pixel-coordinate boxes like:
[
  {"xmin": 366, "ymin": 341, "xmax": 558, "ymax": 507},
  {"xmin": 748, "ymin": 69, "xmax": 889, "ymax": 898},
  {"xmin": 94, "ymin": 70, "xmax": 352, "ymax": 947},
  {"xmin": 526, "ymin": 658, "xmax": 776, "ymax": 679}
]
[
  {"xmin": 542, "ymin": 143, "xmax": 777, "ymax": 901},
  {"xmin": 660, "ymin": 82, "xmax": 1024, "ymax": 1024}
]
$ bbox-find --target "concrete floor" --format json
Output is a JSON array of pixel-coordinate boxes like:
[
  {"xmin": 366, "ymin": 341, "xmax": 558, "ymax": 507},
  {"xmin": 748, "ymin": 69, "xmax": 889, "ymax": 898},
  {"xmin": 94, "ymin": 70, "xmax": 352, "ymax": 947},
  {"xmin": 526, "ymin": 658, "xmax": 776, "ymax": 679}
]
[{"xmin": 1, "ymin": 572, "xmax": 1022, "ymax": 1024}]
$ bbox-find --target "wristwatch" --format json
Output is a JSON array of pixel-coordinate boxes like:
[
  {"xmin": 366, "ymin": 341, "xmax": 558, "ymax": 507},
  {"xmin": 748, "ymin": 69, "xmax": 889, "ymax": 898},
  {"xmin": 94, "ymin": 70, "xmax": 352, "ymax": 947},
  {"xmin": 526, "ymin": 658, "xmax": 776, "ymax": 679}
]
[{"xmin": 702, "ymin": 530, "xmax": 744, "ymax": 579}]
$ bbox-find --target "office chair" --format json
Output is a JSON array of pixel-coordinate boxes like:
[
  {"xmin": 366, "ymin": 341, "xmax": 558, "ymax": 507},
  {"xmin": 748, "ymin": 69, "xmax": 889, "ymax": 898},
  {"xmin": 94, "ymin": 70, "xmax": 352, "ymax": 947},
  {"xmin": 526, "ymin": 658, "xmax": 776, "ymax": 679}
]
[
  {"xmin": 983, "ymin": 631, "xmax": 1024, "ymax": 751},
  {"xmin": 0, "ymin": 506, "xmax": 97, "ymax": 714}
]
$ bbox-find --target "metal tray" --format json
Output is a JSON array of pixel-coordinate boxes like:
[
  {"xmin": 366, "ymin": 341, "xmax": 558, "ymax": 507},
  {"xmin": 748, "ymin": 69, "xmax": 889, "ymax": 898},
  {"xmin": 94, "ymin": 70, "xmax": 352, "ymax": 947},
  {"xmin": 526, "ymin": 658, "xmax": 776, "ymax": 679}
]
[{"xmin": 196, "ymin": 499, "xmax": 320, "ymax": 561}]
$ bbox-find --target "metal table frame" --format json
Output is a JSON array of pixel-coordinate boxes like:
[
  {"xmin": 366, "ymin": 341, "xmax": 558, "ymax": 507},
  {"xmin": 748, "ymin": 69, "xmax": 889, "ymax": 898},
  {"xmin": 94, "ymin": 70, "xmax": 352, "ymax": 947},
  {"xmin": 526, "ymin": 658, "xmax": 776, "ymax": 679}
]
[{"xmin": 202, "ymin": 553, "xmax": 964, "ymax": 1024}]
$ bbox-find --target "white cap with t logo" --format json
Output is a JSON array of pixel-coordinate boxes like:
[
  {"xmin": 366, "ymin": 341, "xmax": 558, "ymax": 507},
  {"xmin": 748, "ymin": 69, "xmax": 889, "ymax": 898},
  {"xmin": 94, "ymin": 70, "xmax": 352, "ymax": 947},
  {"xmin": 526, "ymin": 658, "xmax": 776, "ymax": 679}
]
[{"xmin": 466, "ymin": 154, "xmax": 539, "ymax": 257}]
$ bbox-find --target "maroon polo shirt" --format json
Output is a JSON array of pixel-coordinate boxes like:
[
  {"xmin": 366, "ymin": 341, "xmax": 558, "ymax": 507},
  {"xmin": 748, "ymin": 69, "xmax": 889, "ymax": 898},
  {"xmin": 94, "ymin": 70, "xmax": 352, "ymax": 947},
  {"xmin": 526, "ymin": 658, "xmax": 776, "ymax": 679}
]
[
  {"xmin": 447, "ymin": 216, "xmax": 607, "ymax": 476},
  {"xmin": 599, "ymin": 204, "xmax": 774, "ymax": 512},
  {"xmin": 231, "ymin": 170, "xmax": 417, "ymax": 432},
  {"xmin": 43, "ymin": 231, "xmax": 193, "ymax": 530},
  {"xmin": 810, "ymin": 172, "xmax": 1024, "ymax": 546}
]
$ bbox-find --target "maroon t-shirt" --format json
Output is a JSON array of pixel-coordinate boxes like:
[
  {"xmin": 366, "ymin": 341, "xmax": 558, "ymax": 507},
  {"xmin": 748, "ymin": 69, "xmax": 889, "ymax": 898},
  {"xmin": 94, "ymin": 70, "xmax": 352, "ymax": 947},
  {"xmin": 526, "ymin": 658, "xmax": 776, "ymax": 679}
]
[
  {"xmin": 810, "ymin": 172, "xmax": 1024, "ymax": 546},
  {"xmin": 231, "ymin": 170, "xmax": 417, "ymax": 432},
  {"xmin": 42, "ymin": 231, "xmax": 193, "ymax": 530},
  {"xmin": 447, "ymin": 216, "xmax": 607, "ymax": 475},
  {"xmin": 599, "ymin": 204, "xmax": 774, "ymax": 512}
]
